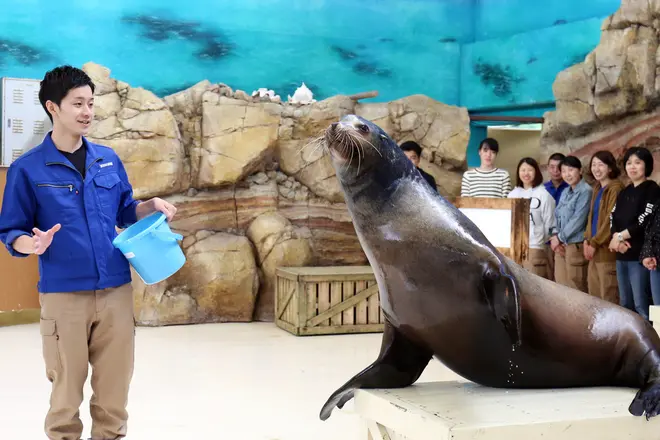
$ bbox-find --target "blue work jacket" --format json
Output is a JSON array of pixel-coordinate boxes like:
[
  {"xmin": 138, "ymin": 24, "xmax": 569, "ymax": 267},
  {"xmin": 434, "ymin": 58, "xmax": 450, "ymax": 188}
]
[{"xmin": 0, "ymin": 132, "xmax": 140, "ymax": 293}]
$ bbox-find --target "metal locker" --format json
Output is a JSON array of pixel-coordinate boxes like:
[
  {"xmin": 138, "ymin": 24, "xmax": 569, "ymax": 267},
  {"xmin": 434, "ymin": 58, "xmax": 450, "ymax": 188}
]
[{"xmin": 0, "ymin": 77, "xmax": 52, "ymax": 167}]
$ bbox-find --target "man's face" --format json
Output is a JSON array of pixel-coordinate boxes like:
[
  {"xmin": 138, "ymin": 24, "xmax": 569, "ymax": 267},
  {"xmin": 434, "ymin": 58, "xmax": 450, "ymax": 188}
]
[
  {"xmin": 547, "ymin": 159, "xmax": 562, "ymax": 181},
  {"xmin": 478, "ymin": 145, "xmax": 496, "ymax": 167},
  {"xmin": 47, "ymin": 85, "xmax": 94, "ymax": 136},
  {"xmin": 404, "ymin": 150, "xmax": 420, "ymax": 167}
]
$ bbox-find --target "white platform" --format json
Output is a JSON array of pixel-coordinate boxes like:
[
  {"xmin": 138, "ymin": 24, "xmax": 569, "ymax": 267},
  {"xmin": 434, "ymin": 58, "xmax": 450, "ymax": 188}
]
[
  {"xmin": 651, "ymin": 305, "xmax": 660, "ymax": 335},
  {"xmin": 354, "ymin": 381, "xmax": 660, "ymax": 440}
]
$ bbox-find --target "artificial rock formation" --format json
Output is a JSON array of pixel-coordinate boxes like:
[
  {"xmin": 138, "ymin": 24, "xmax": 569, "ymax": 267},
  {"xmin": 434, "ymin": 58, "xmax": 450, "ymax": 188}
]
[
  {"xmin": 81, "ymin": 61, "xmax": 470, "ymax": 325},
  {"xmin": 247, "ymin": 212, "xmax": 314, "ymax": 321},
  {"xmin": 540, "ymin": 0, "xmax": 660, "ymax": 182},
  {"xmin": 83, "ymin": 63, "xmax": 188, "ymax": 199}
]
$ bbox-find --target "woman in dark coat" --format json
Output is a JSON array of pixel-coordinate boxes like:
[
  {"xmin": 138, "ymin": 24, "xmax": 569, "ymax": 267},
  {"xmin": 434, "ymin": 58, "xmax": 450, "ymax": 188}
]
[{"xmin": 610, "ymin": 146, "xmax": 660, "ymax": 321}]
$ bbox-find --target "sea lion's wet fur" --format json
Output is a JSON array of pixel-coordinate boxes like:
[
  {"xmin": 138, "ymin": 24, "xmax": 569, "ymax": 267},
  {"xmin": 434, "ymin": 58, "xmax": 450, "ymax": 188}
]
[{"xmin": 318, "ymin": 114, "xmax": 660, "ymax": 421}]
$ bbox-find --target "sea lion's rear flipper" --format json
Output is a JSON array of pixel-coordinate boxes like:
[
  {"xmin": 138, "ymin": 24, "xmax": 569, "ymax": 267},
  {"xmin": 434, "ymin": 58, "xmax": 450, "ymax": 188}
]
[
  {"xmin": 481, "ymin": 261, "xmax": 522, "ymax": 348},
  {"xmin": 319, "ymin": 320, "xmax": 433, "ymax": 421},
  {"xmin": 629, "ymin": 349, "xmax": 660, "ymax": 419},
  {"xmin": 629, "ymin": 380, "xmax": 660, "ymax": 419}
]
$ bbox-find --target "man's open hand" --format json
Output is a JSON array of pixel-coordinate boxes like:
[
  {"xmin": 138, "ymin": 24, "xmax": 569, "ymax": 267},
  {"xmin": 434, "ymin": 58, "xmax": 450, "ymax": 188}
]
[{"xmin": 31, "ymin": 224, "xmax": 61, "ymax": 255}]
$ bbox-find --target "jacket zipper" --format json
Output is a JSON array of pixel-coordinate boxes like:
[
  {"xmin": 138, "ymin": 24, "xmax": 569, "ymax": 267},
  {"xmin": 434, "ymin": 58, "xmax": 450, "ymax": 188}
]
[{"xmin": 37, "ymin": 183, "xmax": 74, "ymax": 192}]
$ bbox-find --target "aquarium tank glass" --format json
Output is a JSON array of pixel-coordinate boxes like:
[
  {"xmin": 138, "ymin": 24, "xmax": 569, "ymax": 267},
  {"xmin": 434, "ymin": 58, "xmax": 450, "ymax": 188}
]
[{"xmin": 0, "ymin": 0, "xmax": 620, "ymax": 112}]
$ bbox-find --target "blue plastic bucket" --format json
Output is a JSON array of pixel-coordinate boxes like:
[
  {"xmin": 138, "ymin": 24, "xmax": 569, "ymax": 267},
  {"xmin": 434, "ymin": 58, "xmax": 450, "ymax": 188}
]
[{"xmin": 112, "ymin": 212, "xmax": 186, "ymax": 285}]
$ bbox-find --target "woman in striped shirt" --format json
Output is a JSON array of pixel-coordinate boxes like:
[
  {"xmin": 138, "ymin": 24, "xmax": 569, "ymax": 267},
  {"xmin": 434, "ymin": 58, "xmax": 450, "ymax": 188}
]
[{"xmin": 460, "ymin": 138, "xmax": 511, "ymax": 198}]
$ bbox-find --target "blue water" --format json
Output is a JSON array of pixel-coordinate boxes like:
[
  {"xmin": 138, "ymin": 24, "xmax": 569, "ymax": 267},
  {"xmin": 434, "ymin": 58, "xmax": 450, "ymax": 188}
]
[
  {"xmin": 0, "ymin": 0, "xmax": 620, "ymax": 111},
  {"xmin": 461, "ymin": 17, "xmax": 608, "ymax": 109}
]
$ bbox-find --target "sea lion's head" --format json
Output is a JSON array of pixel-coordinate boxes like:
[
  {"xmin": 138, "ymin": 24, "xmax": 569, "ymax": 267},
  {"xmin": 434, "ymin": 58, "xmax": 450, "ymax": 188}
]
[{"xmin": 323, "ymin": 115, "xmax": 416, "ymax": 193}]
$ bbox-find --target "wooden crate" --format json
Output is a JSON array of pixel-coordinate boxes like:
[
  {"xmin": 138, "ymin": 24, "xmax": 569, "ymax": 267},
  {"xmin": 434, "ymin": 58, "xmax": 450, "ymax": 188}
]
[{"xmin": 275, "ymin": 266, "xmax": 384, "ymax": 336}]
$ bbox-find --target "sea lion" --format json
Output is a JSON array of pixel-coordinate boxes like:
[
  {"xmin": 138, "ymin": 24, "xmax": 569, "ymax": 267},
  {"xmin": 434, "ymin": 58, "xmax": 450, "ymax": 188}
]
[{"xmin": 317, "ymin": 114, "xmax": 660, "ymax": 421}]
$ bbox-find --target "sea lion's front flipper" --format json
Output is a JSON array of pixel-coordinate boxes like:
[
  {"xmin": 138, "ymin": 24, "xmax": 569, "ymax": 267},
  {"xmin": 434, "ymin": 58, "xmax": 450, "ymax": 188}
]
[
  {"xmin": 481, "ymin": 261, "xmax": 522, "ymax": 348},
  {"xmin": 319, "ymin": 320, "xmax": 433, "ymax": 421}
]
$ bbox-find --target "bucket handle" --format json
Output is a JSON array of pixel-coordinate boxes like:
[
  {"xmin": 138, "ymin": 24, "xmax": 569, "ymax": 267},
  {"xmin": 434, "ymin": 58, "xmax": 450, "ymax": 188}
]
[{"xmin": 151, "ymin": 230, "xmax": 183, "ymax": 242}]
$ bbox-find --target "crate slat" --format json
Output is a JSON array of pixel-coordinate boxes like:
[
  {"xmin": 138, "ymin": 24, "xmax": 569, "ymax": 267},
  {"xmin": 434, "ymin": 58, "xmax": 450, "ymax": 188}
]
[
  {"xmin": 342, "ymin": 281, "xmax": 355, "ymax": 325},
  {"xmin": 330, "ymin": 282, "xmax": 343, "ymax": 326},
  {"xmin": 318, "ymin": 281, "xmax": 330, "ymax": 326},
  {"xmin": 276, "ymin": 278, "xmax": 296, "ymax": 323},
  {"xmin": 306, "ymin": 281, "xmax": 317, "ymax": 330},
  {"xmin": 367, "ymin": 280, "xmax": 379, "ymax": 324},
  {"xmin": 355, "ymin": 280, "xmax": 368, "ymax": 325}
]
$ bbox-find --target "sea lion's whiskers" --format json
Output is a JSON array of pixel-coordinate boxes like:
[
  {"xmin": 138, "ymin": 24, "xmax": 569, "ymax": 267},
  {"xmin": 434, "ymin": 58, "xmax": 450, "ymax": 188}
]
[
  {"xmin": 361, "ymin": 136, "xmax": 382, "ymax": 158},
  {"xmin": 351, "ymin": 135, "xmax": 363, "ymax": 175},
  {"xmin": 343, "ymin": 130, "xmax": 367, "ymax": 175},
  {"xmin": 307, "ymin": 138, "xmax": 328, "ymax": 162},
  {"xmin": 355, "ymin": 138, "xmax": 362, "ymax": 175},
  {"xmin": 298, "ymin": 135, "xmax": 325, "ymax": 159},
  {"xmin": 331, "ymin": 134, "xmax": 348, "ymax": 182},
  {"xmin": 343, "ymin": 131, "xmax": 356, "ymax": 173}
]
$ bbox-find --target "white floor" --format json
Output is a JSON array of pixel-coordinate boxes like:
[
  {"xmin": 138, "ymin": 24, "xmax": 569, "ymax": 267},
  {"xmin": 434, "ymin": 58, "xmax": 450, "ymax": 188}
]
[{"xmin": 0, "ymin": 322, "xmax": 461, "ymax": 439}]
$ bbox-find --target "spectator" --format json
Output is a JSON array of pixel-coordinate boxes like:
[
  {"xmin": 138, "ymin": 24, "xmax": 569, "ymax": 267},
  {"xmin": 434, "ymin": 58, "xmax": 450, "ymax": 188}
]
[
  {"xmin": 544, "ymin": 152, "xmax": 569, "ymax": 205},
  {"xmin": 549, "ymin": 155, "xmax": 592, "ymax": 292},
  {"xmin": 543, "ymin": 152, "xmax": 569, "ymax": 281},
  {"xmin": 583, "ymin": 151, "xmax": 623, "ymax": 304},
  {"xmin": 399, "ymin": 140, "xmax": 438, "ymax": 193},
  {"xmin": 610, "ymin": 146, "xmax": 660, "ymax": 321},
  {"xmin": 460, "ymin": 138, "xmax": 511, "ymax": 198},
  {"xmin": 508, "ymin": 157, "xmax": 556, "ymax": 279}
]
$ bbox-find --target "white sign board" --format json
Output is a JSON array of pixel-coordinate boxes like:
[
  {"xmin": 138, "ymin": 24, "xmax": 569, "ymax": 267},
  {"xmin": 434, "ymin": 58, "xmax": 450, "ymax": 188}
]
[{"xmin": 458, "ymin": 207, "xmax": 512, "ymax": 248}]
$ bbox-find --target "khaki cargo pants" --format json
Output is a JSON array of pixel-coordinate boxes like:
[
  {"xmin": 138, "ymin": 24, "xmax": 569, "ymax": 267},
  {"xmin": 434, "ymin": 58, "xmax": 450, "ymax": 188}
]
[
  {"xmin": 523, "ymin": 248, "xmax": 551, "ymax": 279},
  {"xmin": 39, "ymin": 283, "xmax": 135, "ymax": 440},
  {"xmin": 587, "ymin": 250, "xmax": 619, "ymax": 304},
  {"xmin": 545, "ymin": 244, "xmax": 555, "ymax": 281},
  {"xmin": 554, "ymin": 242, "xmax": 588, "ymax": 293}
]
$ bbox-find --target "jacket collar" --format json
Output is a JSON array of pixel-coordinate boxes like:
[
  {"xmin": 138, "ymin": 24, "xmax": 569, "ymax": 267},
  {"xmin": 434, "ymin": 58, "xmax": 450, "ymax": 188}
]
[{"xmin": 42, "ymin": 131, "xmax": 105, "ymax": 180}]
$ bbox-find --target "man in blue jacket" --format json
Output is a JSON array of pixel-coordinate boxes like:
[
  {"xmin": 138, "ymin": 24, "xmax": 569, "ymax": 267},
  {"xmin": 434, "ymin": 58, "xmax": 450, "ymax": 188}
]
[{"xmin": 0, "ymin": 65, "xmax": 177, "ymax": 439}]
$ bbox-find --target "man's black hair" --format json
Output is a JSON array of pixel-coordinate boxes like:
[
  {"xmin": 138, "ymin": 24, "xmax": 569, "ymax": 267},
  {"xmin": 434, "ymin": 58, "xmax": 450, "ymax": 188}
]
[
  {"xmin": 548, "ymin": 152, "xmax": 566, "ymax": 163},
  {"xmin": 38, "ymin": 65, "xmax": 96, "ymax": 122},
  {"xmin": 400, "ymin": 140, "xmax": 422, "ymax": 157},
  {"xmin": 479, "ymin": 138, "xmax": 499, "ymax": 153}
]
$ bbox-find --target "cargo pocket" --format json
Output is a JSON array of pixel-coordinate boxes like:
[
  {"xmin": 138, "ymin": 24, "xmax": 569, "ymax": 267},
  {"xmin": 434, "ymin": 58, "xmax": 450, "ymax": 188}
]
[
  {"xmin": 530, "ymin": 257, "xmax": 549, "ymax": 279},
  {"xmin": 567, "ymin": 244, "xmax": 588, "ymax": 292},
  {"xmin": 40, "ymin": 318, "xmax": 61, "ymax": 382},
  {"xmin": 524, "ymin": 254, "xmax": 548, "ymax": 278}
]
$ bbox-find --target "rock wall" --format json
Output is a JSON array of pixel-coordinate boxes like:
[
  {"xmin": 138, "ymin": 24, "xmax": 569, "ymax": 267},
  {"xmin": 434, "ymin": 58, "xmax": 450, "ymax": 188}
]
[
  {"xmin": 540, "ymin": 0, "xmax": 660, "ymax": 182},
  {"xmin": 81, "ymin": 62, "xmax": 469, "ymax": 325}
]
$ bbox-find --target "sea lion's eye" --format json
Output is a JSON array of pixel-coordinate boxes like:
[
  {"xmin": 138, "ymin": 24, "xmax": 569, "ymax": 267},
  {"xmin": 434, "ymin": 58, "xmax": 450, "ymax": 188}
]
[{"xmin": 357, "ymin": 123, "xmax": 369, "ymax": 133}]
